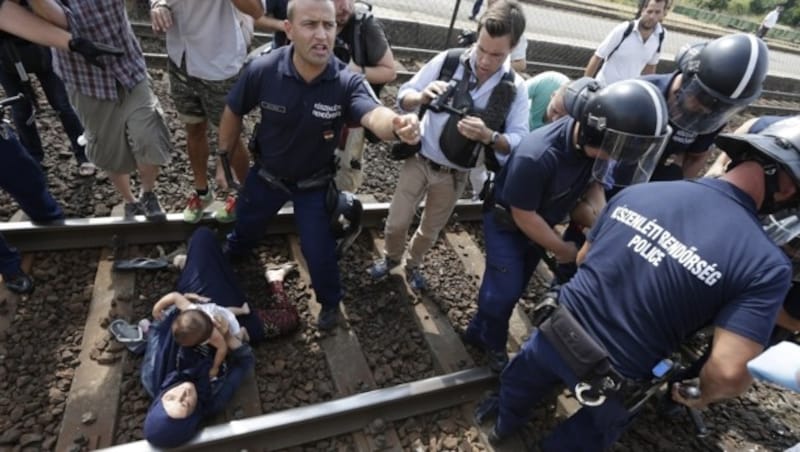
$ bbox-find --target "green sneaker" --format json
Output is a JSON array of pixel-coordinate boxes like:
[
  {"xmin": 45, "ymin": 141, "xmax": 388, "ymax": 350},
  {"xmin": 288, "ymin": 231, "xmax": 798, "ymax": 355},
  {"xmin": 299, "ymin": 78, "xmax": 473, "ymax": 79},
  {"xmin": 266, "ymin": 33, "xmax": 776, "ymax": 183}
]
[
  {"xmin": 214, "ymin": 195, "xmax": 237, "ymax": 223},
  {"xmin": 182, "ymin": 191, "xmax": 213, "ymax": 223}
]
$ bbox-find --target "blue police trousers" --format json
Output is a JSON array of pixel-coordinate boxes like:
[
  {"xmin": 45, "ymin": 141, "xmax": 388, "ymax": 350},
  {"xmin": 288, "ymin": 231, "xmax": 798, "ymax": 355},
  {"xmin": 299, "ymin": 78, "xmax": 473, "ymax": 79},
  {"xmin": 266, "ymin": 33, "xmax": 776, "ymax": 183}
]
[
  {"xmin": 226, "ymin": 168, "xmax": 342, "ymax": 308},
  {"xmin": 465, "ymin": 210, "xmax": 542, "ymax": 353},
  {"xmin": 0, "ymin": 134, "xmax": 63, "ymax": 221},
  {"xmin": 496, "ymin": 331, "xmax": 633, "ymax": 450},
  {"xmin": 0, "ymin": 134, "xmax": 63, "ymax": 277},
  {"xmin": 0, "ymin": 232, "xmax": 21, "ymax": 278}
]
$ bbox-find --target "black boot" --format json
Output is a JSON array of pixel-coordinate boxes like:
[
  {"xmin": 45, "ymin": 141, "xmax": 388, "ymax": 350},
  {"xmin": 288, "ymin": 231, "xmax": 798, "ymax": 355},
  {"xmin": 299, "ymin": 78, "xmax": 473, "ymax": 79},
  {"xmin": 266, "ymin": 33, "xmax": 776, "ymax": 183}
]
[{"xmin": 5, "ymin": 272, "xmax": 34, "ymax": 295}]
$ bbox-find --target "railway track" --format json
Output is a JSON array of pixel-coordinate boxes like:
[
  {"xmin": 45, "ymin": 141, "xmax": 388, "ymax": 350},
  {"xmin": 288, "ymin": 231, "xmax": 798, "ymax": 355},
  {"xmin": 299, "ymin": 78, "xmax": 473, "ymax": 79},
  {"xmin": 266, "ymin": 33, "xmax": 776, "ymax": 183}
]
[
  {"xmin": 0, "ymin": 200, "xmax": 551, "ymax": 451},
  {"xmin": 5, "ymin": 200, "xmax": 796, "ymax": 451}
]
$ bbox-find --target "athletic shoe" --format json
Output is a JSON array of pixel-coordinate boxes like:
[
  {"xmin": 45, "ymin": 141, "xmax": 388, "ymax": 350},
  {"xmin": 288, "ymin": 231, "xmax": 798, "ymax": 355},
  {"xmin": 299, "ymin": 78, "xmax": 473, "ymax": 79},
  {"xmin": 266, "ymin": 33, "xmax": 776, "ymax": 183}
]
[
  {"xmin": 183, "ymin": 191, "xmax": 213, "ymax": 223},
  {"xmin": 214, "ymin": 195, "xmax": 237, "ymax": 223},
  {"xmin": 140, "ymin": 191, "xmax": 167, "ymax": 222}
]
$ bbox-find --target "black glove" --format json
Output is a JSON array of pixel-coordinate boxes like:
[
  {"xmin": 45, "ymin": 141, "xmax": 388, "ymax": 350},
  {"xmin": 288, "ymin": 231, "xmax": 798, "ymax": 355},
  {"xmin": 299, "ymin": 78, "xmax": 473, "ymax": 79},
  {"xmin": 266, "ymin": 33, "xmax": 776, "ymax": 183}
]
[{"xmin": 68, "ymin": 37, "xmax": 124, "ymax": 69}]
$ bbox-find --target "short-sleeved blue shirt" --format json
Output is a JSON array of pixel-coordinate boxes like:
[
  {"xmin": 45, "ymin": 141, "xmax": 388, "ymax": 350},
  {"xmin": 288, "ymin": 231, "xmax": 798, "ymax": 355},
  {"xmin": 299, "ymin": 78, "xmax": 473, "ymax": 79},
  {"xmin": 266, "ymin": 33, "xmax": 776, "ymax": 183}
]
[
  {"xmin": 495, "ymin": 117, "xmax": 594, "ymax": 226},
  {"xmin": 641, "ymin": 73, "xmax": 722, "ymax": 157},
  {"xmin": 226, "ymin": 46, "xmax": 379, "ymax": 181},
  {"xmin": 749, "ymin": 115, "xmax": 785, "ymax": 134},
  {"xmin": 561, "ymin": 178, "xmax": 791, "ymax": 378}
]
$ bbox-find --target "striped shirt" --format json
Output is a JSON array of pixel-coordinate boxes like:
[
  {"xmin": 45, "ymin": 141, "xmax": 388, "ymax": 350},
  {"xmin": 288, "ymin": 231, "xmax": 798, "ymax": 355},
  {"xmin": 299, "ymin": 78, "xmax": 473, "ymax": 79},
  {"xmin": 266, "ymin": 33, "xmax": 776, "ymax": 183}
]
[{"xmin": 52, "ymin": 0, "xmax": 147, "ymax": 100}]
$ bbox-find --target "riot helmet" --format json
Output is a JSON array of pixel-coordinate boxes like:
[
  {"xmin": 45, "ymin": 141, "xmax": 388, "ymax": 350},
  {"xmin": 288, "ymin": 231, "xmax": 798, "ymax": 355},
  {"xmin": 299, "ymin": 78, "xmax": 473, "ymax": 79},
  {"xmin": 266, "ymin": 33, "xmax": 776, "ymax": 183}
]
[
  {"xmin": 567, "ymin": 78, "xmax": 672, "ymax": 187},
  {"xmin": 671, "ymin": 34, "xmax": 768, "ymax": 134},
  {"xmin": 763, "ymin": 209, "xmax": 800, "ymax": 282},
  {"xmin": 329, "ymin": 190, "xmax": 363, "ymax": 256},
  {"xmin": 716, "ymin": 116, "xmax": 800, "ymax": 214}
]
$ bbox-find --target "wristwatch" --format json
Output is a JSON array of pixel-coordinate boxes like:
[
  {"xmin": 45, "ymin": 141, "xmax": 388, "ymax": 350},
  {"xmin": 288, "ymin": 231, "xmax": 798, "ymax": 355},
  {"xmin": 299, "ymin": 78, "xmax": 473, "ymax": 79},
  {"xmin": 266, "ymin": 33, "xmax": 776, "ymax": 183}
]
[{"xmin": 488, "ymin": 131, "xmax": 500, "ymax": 147}]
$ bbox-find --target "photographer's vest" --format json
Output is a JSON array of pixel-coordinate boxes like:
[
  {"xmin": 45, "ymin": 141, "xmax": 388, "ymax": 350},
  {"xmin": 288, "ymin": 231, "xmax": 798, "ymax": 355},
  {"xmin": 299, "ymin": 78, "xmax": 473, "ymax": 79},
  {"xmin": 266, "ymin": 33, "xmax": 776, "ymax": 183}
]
[{"xmin": 435, "ymin": 48, "xmax": 516, "ymax": 172}]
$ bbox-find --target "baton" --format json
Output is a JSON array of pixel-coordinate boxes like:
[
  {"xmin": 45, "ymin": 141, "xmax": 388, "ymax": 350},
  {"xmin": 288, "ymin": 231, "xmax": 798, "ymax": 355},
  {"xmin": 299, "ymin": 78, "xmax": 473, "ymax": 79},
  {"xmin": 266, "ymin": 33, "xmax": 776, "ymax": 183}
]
[{"xmin": 216, "ymin": 150, "xmax": 240, "ymax": 192}]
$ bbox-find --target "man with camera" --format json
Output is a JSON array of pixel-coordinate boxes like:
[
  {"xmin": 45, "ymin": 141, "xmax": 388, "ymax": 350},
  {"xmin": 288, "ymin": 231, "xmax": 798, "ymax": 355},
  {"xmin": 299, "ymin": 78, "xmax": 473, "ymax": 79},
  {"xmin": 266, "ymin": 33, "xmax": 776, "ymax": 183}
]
[
  {"xmin": 367, "ymin": 0, "xmax": 529, "ymax": 291},
  {"xmin": 330, "ymin": 0, "xmax": 396, "ymax": 192}
]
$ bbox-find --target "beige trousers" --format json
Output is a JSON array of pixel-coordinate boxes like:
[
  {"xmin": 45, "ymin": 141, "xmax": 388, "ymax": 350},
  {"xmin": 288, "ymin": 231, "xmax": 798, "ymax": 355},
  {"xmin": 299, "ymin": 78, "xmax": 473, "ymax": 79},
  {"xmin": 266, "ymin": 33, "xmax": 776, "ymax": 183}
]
[{"xmin": 383, "ymin": 154, "xmax": 468, "ymax": 268}]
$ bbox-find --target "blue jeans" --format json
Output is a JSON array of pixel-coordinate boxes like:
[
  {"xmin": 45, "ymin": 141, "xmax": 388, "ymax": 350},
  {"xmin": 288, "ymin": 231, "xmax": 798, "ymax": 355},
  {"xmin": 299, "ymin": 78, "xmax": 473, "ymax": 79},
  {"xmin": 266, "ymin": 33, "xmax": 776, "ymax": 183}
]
[
  {"xmin": 465, "ymin": 210, "xmax": 542, "ymax": 353},
  {"xmin": 0, "ymin": 47, "xmax": 86, "ymax": 164},
  {"xmin": 0, "ymin": 133, "xmax": 63, "ymax": 222},
  {"xmin": 227, "ymin": 167, "xmax": 342, "ymax": 308},
  {"xmin": 496, "ymin": 331, "xmax": 633, "ymax": 451}
]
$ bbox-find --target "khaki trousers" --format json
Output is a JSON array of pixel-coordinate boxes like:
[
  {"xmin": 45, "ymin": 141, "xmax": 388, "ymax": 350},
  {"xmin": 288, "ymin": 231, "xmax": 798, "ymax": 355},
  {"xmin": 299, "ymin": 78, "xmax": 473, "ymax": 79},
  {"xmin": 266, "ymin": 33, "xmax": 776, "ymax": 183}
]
[{"xmin": 383, "ymin": 154, "xmax": 468, "ymax": 268}]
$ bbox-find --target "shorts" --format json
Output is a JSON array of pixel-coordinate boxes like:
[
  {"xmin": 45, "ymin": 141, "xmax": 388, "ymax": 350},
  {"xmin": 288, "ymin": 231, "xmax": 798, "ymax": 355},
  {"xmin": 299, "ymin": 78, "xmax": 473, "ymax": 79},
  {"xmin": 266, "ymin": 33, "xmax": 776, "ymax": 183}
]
[
  {"xmin": 168, "ymin": 57, "xmax": 239, "ymax": 127},
  {"xmin": 68, "ymin": 79, "xmax": 172, "ymax": 173}
]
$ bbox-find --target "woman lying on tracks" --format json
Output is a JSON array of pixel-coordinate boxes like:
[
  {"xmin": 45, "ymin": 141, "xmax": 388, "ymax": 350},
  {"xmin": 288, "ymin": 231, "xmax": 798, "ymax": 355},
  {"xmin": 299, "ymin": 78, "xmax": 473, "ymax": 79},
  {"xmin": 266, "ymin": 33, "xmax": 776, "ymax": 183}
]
[{"xmin": 140, "ymin": 227, "xmax": 299, "ymax": 447}]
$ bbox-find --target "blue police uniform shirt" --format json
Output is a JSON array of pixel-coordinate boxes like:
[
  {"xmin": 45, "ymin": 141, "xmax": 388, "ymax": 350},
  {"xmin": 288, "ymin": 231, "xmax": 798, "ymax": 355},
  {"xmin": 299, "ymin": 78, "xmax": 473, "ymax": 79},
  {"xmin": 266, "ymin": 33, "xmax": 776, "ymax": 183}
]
[
  {"xmin": 226, "ymin": 45, "xmax": 380, "ymax": 181},
  {"xmin": 561, "ymin": 178, "xmax": 791, "ymax": 378},
  {"xmin": 496, "ymin": 117, "xmax": 594, "ymax": 226},
  {"xmin": 749, "ymin": 115, "xmax": 785, "ymax": 134},
  {"xmin": 641, "ymin": 73, "xmax": 722, "ymax": 157}
]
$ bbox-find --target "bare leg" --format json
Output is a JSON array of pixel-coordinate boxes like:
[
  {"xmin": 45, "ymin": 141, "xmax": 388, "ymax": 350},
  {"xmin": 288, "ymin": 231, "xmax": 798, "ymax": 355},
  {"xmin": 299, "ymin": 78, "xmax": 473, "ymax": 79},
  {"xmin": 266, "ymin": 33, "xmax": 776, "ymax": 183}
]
[
  {"xmin": 108, "ymin": 171, "xmax": 136, "ymax": 203},
  {"xmin": 137, "ymin": 162, "xmax": 160, "ymax": 193},
  {"xmin": 228, "ymin": 302, "xmax": 250, "ymax": 316},
  {"xmin": 186, "ymin": 121, "xmax": 210, "ymax": 191}
]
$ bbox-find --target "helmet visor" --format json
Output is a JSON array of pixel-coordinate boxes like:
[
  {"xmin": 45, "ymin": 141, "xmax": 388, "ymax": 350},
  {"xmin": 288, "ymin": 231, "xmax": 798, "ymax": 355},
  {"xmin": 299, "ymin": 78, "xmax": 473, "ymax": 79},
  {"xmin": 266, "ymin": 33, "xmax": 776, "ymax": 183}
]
[
  {"xmin": 669, "ymin": 76, "xmax": 751, "ymax": 135},
  {"xmin": 592, "ymin": 126, "xmax": 672, "ymax": 188},
  {"xmin": 763, "ymin": 210, "xmax": 800, "ymax": 278}
]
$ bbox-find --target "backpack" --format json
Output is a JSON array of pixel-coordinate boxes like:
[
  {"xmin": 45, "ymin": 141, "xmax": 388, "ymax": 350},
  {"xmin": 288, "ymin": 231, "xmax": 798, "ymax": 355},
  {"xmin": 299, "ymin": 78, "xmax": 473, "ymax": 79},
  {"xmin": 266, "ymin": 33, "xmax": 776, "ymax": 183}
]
[{"xmin": 605, "ymin": 20, "xmax": 665, "ymax": 62}]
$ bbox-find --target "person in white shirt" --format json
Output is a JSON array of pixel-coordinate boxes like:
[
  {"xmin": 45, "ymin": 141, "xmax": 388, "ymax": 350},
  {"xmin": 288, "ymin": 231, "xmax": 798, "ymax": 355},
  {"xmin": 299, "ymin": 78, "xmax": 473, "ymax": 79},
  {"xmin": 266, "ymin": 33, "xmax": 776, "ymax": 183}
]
[
  {"xmin": 584, "ymin": 0, "xmax": 667, "ymax": 86},
  {"xmin": 757, "ymin": 5, "xmax": 783, "ymax": 38},
  {"xmin": 150, "ymin": 0, "xmax": 264, "ymax": 224}
]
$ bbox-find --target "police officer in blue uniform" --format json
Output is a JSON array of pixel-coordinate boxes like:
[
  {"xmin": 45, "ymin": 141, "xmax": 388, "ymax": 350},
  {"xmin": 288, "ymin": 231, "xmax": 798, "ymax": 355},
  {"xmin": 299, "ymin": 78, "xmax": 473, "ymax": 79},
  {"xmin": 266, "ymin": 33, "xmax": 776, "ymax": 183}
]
[
  {"xmin": 0, "ymin": 108, "xmax": 64, "ymax": 294},
  {"xmin": 642, "ymin": 33, "xmax": 768, "ymax": 181},
  {"xmin": 480, "ymin": 116, "xmax": 800, "ymax": 450},
  {"xmin": 217, "ymin": 0, "xmax": 420, "ymax": 331},
  {"xmin": 557, "ymin": 32, "xmax": 770, "ymax": 284},
  {"xmin": 463, "ymin": 78, "xmax": 671, "ymax": 372}
]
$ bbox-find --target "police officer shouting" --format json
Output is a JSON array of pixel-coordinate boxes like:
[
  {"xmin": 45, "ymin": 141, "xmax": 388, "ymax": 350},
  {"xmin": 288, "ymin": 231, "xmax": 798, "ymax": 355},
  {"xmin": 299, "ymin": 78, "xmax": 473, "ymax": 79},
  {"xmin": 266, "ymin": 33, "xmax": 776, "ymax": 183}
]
[
  {"xmin": 481, "ymin": 116, "xmax": 800, "ymax": 450},
  {"xmin": 464, "ymin": 78, "xmax": 671, "ymax": 372},
  {"xmin": 218, "ymin": 0, "xmax": 419, "ymax": 331}
]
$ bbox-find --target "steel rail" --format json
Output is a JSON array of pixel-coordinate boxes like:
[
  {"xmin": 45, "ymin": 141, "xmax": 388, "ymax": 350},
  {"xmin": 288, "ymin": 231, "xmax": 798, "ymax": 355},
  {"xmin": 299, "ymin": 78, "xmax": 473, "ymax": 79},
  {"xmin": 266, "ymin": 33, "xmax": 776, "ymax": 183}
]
[
  {"xmin": 0, "ymin": 200, "xmax": 483, "ymax": 252},
  {"xmin": 99, "ymin": 367, "xmax": 496, "ymax": 452}
]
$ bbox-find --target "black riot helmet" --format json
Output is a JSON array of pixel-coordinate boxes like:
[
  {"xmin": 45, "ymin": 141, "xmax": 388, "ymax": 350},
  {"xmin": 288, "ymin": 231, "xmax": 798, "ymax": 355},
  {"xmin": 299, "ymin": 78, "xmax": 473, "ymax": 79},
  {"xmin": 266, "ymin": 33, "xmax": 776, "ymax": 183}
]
[
  {"xmin": 716, "ymin": 116, "xmax": 800, "ymax": 214},
  {"xmin": 567, "ymin": 78, "xmax": 672, "ymax": 187},
  {"xmin": 329, "ymin": 190, "xmax": 363, "ymax": 256},
  {"xmin": 671, "ymin": 33, "xmax": 769, "ymax": 134}
]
